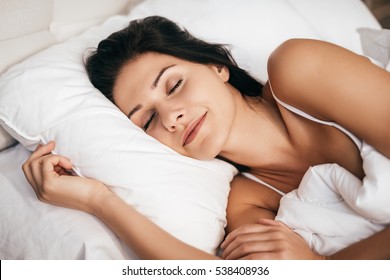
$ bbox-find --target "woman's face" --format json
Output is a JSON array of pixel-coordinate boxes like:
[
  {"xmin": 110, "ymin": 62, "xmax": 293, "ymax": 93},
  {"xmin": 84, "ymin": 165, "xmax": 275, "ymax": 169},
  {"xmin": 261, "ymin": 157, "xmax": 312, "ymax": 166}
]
[{"xmin": 113, "ymin": 52, "xmax": 237, "ymax": 160}]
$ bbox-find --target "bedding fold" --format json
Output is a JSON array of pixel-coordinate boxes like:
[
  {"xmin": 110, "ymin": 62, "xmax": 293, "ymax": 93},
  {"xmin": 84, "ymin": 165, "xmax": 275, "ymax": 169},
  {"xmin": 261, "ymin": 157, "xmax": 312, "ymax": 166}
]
[{"xmin": 276, "ymin": 142, "xmax": 389, "ymax": 256}]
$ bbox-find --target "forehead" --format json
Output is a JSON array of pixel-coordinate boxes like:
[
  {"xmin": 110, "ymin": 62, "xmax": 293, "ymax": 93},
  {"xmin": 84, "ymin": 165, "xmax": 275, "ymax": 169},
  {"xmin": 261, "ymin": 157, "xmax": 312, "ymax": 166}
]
[
  {"xmin": 124, "ymin": 52, "xmax": 181, "ymax": 74},
  {"xmin": 114, "ymin": 53, "xmax": 180, "ymax": 96},
  {"xmin": 113, "ymin": 52, "xmax": 194, "ymax": 116}
]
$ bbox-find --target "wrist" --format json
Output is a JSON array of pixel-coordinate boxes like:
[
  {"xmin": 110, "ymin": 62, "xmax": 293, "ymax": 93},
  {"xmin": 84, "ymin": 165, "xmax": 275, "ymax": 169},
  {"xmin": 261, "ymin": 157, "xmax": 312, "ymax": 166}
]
[{"xmin": 88, "ymin": 182, "xmax": 115, "ymax": 216}]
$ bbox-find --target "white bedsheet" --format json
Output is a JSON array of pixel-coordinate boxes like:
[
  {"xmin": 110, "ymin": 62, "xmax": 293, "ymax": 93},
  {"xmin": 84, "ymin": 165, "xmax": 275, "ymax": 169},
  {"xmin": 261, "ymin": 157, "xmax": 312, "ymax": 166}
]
[
  {"xmin": 276, "ymin": 142, "xmax": 390, "ymax": 256},
  {"xmin": 0, "ymin": 144, "xmax": 136, "ymax": 259}
]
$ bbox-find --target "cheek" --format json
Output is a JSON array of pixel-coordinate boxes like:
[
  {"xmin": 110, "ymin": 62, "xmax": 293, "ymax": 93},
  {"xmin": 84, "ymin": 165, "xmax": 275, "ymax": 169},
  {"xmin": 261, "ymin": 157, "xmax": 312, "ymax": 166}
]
[
  {"xmin": 148, "ymin": 127, "xmax": 170, "ymax": 146},
  {"xmin": 187, "ymin": 111, "xmax": 234, "ymax": 160}
]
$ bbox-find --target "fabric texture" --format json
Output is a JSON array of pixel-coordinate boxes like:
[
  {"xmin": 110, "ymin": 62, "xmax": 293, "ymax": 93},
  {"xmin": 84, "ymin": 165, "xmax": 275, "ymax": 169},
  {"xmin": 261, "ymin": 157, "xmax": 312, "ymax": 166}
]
[
  {"xmin": 0, "ymin": 13, "xmax": 236, "ymax": 257},
  {"xmin": 276, "ymin": 142, "xmax": 389, "ymax": 256}
]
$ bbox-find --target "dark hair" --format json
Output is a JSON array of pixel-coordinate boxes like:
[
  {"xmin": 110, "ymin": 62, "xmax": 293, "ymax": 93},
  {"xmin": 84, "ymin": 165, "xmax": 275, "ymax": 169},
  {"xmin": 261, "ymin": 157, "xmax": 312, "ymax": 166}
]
[{"xmin": 84, "ymin": 16, "xmax": 263, "ymax": 102}]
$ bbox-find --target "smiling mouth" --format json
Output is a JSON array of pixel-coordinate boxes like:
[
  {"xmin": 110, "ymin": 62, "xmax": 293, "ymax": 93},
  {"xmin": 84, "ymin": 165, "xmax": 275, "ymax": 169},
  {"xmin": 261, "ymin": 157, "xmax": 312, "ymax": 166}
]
[{"xmin": 182, "ymin": 112, "xmax": 208, "ymax": 146}]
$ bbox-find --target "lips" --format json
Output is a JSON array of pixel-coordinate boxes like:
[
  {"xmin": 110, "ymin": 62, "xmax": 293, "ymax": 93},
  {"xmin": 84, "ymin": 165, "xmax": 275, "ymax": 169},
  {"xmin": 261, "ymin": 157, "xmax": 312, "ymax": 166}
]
[{"xmin": 182, "ymin": 112, "xmax": 207, "ymax": 146}]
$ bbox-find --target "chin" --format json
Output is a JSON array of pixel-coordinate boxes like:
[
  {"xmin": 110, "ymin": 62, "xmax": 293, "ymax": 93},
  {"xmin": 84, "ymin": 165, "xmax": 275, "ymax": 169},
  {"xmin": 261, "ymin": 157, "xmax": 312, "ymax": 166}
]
[
  {"xmin": 191, "ymin": 145, "xmax": 221, "ymax": 161},
  {"xmin": 186, "ymin": 131, "xmax": 226, "ymax": 161},
  {"xmin": 194, "ymin": 154, "xmax": 217, "ymax": 161}
]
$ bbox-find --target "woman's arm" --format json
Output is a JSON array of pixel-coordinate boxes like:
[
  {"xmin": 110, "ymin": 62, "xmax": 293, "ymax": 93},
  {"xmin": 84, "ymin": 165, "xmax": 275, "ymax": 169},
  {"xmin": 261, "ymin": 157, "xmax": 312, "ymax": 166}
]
[
  {"xmin": 329, "ymin": 227, "xmax": 390, "ymax": 260},
  {"xmin": 266, "ymin": 38, "xmax": 390, "ymax": 260},
  {"xmin": 225, "ymin": 174, "xmax": 279, "ymax": 233},
  {"xmin": 22, "ymin": 142, "xmax": 218, "ymax": 260},
  {"xmin": 223, "ymin": 171, "xmax": 390, "ymax": 260},
  {"xmin": 92, "ymin": 188, "xmax": 218, "ymax": 259},
  {"xmin": 224, "ymin": 175, "xmax": 390, "ymax": 260},
  {"xmin": 223, "ymin": 175, "xmax": 323, "ymax": 260},
  {"xmin": 267, "ymin": 38, "xmax": 390, "ymax": 158}
]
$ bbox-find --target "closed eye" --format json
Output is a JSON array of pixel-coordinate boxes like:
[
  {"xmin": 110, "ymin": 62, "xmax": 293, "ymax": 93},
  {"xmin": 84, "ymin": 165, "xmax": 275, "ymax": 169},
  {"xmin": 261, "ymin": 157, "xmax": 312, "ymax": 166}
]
[
  {"xmin": 143, "ymin": 111, "xmax": 156, "ymax": 131},
  {"xmin": 168, "ymin": 79, "xmax": 183, "ymax": 95}
]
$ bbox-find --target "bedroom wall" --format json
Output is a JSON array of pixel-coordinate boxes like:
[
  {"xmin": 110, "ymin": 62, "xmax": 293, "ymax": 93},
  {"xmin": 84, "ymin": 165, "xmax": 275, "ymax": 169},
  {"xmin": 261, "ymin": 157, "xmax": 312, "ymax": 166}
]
[{"xmin": 363, "ymin": 0, "xmax": 390, "ymax": 27}]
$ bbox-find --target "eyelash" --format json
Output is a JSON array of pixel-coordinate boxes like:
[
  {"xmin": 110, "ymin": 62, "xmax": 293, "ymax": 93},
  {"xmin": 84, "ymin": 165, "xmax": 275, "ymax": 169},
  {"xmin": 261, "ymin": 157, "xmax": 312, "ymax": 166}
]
[
  {"xmin": 143, "ymin": 79, "xmax": 183, "ymax": 131},
  {"xmin": 143, "ymin": 112, "xmax": 156, "ymax": 131},
  {"xmin": 168, "ymin": 78, "xmax": 183, "ymax": 95}
]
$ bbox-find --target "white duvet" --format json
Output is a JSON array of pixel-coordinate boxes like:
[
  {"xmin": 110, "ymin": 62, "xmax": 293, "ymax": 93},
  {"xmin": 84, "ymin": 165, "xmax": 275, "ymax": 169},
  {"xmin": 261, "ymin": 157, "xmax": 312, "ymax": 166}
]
[{"xmin": 276, "ymin": 142, "xmax": 390, "ymax": 256}]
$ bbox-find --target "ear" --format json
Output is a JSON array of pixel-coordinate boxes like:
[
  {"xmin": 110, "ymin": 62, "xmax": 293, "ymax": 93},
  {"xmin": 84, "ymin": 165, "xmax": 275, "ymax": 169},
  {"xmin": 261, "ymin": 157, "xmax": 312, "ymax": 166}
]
[{"xmin": 213, "ymin": 65, "xmax": 229, "ymax": 82}]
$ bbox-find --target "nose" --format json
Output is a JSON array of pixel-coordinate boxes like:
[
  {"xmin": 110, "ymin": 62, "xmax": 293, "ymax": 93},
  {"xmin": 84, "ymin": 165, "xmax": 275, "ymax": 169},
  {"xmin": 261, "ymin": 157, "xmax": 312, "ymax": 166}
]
[{"xmin": 161, "ymin": 107, "xmax": 186, "ymax": 132}]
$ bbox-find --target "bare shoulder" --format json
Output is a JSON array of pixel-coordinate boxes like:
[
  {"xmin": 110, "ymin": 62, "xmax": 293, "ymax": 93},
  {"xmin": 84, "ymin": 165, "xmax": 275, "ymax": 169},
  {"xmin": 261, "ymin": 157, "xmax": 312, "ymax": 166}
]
[
  {"xmin": 267, "ymin": 38, "xmax": 390, "ymax": 156},
  {"xmin": 226, "ymin": 174, "xmax": 281, "ymax": 233},
  {"xmin": 267, "ymin": 39, "xmax": 325, "ymax": 117},
  {"xmin": 267, "ymin": 38, "xmax": 368, "ymax": 117}
]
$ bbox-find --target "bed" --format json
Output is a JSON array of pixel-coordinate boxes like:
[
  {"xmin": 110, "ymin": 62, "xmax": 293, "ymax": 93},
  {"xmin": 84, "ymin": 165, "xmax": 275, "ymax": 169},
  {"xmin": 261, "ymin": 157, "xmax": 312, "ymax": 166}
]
[{"xmin": 0, "ymin": 0, "xmax": 385, "ymax": 259}]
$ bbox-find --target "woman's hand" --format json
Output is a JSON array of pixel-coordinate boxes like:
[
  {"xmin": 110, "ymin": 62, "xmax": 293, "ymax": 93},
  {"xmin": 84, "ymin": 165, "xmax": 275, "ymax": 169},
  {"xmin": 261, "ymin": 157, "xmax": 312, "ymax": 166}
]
[
  {"xmin": 221, "ymin": 218, "xmax": 323, "ymax": 260},
  {"xmin": 22, "ymin": 141, "xmax": 109, "ymax": 214}
]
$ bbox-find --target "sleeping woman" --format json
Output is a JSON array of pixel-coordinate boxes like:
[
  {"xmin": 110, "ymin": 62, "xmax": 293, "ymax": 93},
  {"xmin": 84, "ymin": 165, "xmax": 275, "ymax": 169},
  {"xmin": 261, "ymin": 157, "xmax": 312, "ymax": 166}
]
[{"xmin": 22, "ymin": 16, "xmax": 390, "ymax": 259}]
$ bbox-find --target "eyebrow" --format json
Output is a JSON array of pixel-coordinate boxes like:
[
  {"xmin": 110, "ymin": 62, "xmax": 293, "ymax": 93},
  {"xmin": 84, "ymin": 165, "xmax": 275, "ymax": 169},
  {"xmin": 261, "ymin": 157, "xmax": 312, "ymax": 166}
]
[
  {"xmin": 152, "ymin": 64, "xmax": 176, "ymax": 89},
  {"xmin": 127, "ymin": 104, "xmax": 143, "ymax": 119}
]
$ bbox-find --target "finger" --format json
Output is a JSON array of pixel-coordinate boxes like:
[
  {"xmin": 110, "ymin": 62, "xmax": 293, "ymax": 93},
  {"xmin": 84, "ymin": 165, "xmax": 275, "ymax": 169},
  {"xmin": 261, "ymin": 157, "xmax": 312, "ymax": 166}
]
[
  {"xmin": 23, "ymin": 143, "xmax": 44, "ymax": 182},
  {"xmin": 257, "ymin": 218, "xmax": 283, "ymax": 225},
  {"xmin": 222, "ymin": 231, "xmax": 272, "ymax": 259},
  {"xmin": 258, "ymin": 218, "xmax": 291, "ymax": 232},
  {"xmin": 34, "ymin": 143, "xmax": 43, "ymax": 151},
  {"xmin": 221, "ymin": 223, "xmax": 270, "ymax": 249},
  {"xmin": 222, "ymin": 232, "xmax": 263, "ymax": 259},
  {"xmin": 54, "ymin": 155, "xmax": 73, "ymax": 171},
  {"xmin": 41, "ymin": 155, "xmax": 73, "ymax": 181},
  {"xmin": 257, "ymin": 218, "xmax": 277, "ymax": 225},
  {"xmin": 224, "ymin": 240, "xmax": 276, "ymax": 260},
  {"xmin": 22, "ymin": 159, "xmax": 40, "ymax": 194},
  {"xmin": 28, "ymin": 158, "xmax": 43, "ymax": 189},
  {"xmin": 28, "ymin": 154, "xmax": 72, "ymax": 195},
  {"xmin": 224, "ymin": 235, "xmax": 288, "ymax": 260},
  {"xmin": 54, "ymin": 165, "xmax": 73, "ymax": 176},
  {"xmin": 28, "ymin": 141, "xmax": 56, "ymax": 161}
]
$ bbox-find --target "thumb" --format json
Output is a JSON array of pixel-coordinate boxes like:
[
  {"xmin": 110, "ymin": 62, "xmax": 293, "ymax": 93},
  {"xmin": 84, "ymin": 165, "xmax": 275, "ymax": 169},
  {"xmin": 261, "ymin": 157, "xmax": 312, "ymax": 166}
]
[{"xmin": 42, "ymin": 155, "xmax": 73, "ymax": 177}]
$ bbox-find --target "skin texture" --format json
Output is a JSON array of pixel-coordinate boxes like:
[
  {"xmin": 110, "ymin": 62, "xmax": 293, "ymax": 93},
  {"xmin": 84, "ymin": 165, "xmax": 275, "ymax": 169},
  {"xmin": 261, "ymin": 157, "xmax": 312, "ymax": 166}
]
[
  {"xmin": 114, "ymin": 53, "xmax": 234, "ymax": 160},
  {"xmin": 23, "ymin": 39, "xmax": 390, "ymax": 259}
]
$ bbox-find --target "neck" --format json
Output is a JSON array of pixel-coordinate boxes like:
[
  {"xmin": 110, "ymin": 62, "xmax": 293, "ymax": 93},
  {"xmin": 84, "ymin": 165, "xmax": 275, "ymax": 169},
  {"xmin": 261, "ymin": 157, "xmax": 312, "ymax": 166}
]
[{"xmin": 219, "ymin": 86, "xmax": 294, "ymax": 169}]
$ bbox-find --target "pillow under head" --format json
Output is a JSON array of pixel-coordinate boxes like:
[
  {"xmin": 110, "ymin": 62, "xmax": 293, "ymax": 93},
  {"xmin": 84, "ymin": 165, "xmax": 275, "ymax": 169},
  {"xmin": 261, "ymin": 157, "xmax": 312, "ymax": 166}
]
[{"xmin": 0, "ymin": 14, "xmax": 236, "ymax": 255}]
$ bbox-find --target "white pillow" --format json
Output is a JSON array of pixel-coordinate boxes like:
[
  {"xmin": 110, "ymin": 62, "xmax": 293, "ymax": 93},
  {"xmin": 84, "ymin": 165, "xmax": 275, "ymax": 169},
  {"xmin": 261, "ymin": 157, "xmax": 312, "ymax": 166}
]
[
  {"xmin": 0, "ymin": 13, "xmax": 236, "ymax": 255},
  {"xmin": 127, "ymin": 0, "xmax": 320, "ymax": 82},
  {"xmin": 126, "ymin": 0, "xmax": 379, "ymax": 81},
  {"xmin": 0, "ymin": 0, "xmax": 142, "ymax": 152}
]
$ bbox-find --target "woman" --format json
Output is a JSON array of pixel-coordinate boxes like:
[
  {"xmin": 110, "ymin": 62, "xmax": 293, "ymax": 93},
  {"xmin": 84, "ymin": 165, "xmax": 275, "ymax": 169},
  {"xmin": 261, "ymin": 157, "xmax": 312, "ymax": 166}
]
[{"xmin": 22, "ymin": 16, "xmax": 390, "ymax": 259}]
